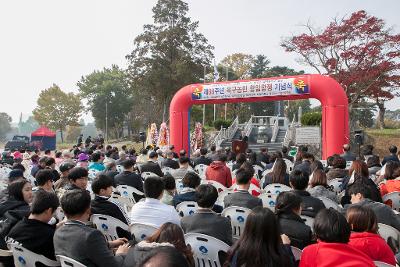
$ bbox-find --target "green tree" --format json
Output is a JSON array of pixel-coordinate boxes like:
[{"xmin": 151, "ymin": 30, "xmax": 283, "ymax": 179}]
[
  {"xmin": 250, "ymin": 55, "xmax": 270, "ymax": 78},
  {"xmin": 0, "ymin": 112, "xmax": 12, "ymax": 141},
  {"xmin": 33, "ymin": 84, "xmax": 82, "ymax": 143},
  {"xmin": 126, "ymin": 0, "xmax": 214, "ymax": 121},
  {"xmin": 18, "ymin": 116, "xmax": 39, "ymax": 136},
  {"xmin": 220, "ymin": 53, "xmax": 254, "ymax": 80},
  {"xmin": 78, "ymin": 65, "xmax": 133, "ymax": 139}
]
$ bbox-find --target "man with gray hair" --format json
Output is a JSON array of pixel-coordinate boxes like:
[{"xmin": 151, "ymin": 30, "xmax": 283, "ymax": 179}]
[{"xmin": 116, "ymin": 151, "xmax": 127, "ymax": 165}]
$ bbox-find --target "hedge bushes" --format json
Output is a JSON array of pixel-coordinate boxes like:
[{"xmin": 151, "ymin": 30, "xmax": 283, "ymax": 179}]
[
  {"xmin": 301, "ymin": 112, "xmax": 322, "ymax": 126},
  {"xmin": 213, "ymin": 119, "xmax": 233, "ymax": 129}
]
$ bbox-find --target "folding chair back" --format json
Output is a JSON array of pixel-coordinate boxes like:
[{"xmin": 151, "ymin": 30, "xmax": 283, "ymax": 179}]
[
  {"xmin": 130, "ymin": 223, "xmax": 158, "ymax": 242},
  {"xmin": 382, "ymin": 192, "xmax": 400, "ymax": 212},
  {"xmin": 215, "ymin": 190, "xmax": 234, "ymax": 207},
  {"xmin": 57, "ymin": 255, "xmax": 86, "ymax": 267},
  {"xmin": 194, "ymin": 164, "xmax": 208, "ymax": 178},
  {"xmin": 258, "ymin": 193, "xmax": 278, "ymax": 211},
  {"xmin": 221, "ymin": 206, "xmax": 251, "ymax": 239},
  {"xmin": 141, "ymin": 172, "xmax": 159, "ymax": 180},
  {"xmin": 263, "ymin": 183, "xmax": 291, "ymax": 195},
  {"xmin": 90, "ymin": 214, "xmax": 129, "ymax": 241},
  {"xmin": 10, "ymin": 244, "xmax": 60, "ymax": 267},
  {"xmin": 328, "ymin": 178, "xmax": 343, "ymax": 194},
  {"xmin": 161, "ymin": 167, "xmax": 173, "ymax": 175},
  {"xmin": 184, "ymin": 233, "xmax": 230, "ymax": 267},
  {"xmin": 378, "ymin": 223, "xmax": 400, "ymax": 249},
  {"xmin": 176, "ymin": 201, "xmax": 198, "ymax": 217}
]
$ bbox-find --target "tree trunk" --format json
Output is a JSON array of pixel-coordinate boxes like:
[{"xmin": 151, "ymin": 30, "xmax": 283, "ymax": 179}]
[
  {"xmin": 376, "ymin": 101, "xmax": 385, "ymax": 129},
  {"xmin": 60, "ymin": 129, "xmax": 64, "ymax": 143}
]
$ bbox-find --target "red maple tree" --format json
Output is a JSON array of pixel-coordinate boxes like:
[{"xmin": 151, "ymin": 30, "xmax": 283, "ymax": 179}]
[{"xmin": 281, "ymin": 10, "xmax": 400, "ymax": 128}]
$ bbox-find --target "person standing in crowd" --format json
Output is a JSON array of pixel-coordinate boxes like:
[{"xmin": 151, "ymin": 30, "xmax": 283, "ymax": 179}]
[
  {"xmin": 346, "ymin": 206, "xmax": 396, "ymax": 265},
  {"xmin": 341, "ymin": 144, "xmax": 356, "ymax": 161},
  {"xmin": 382, "ymin": 145, "xmax": 400, "ymax": 165},
  {"xmin": 224, "ymin": 207, "xmax": 295, "ymax": 267}
]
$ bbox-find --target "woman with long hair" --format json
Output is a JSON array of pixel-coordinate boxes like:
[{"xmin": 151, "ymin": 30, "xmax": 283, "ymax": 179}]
[
  {"xmin": 307, "ymin": 169, "xmax": 337, "ymax": 202},
  {"xmin": 380, "ymin": 164, "xmax": 400, "ymax": 196},
  {"xmin": 263, "ymin": 158, "xmax": 289, "ymax": 188},
  {"xmin": 224, "ymin": 207, "xmax": 295, "ymax": 267},
  {"xmin": 340, "ymin": 160, "xmax": 382, "ymax": 205},
  {"xmin": 346, "ymin": 206, "xmax": 396, "ymax": 265},
  {"xmin": 275, "ymin": 192, "xmax": 312, "ymax": 249},
  {"xmin": 123, "ymin": 222, "xmax": 194, "ymax": 267}
]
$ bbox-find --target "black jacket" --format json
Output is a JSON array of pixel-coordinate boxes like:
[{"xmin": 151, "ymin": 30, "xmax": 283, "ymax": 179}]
[
  {"xmin": 340, "ymin": 177, "xmax": 382, "ymax": 206},
  {"xmin": 382, "ymin": 154, "xmax": 400, "ymax": 166},
  {"xmin": 181, "ymin": 209, "xmax": 233, "ymax": 245},
  {"xmin": 292, "ymin": 190, "xmax": 325, "ymax": 218},
  {"xmin": 194, "ymin": 156, "xmax": 212, "ymax": 166},
  {"xmin": 161, "ymin": 158, "xmax": 179, "ymax": 169},
  {"xmin": 277, "ymin": 212, "xmax": 313, "ymax": 249},
  {"xmin": 91, "ymin": 195, "xmax": 128, "ymax": 225},
  {"xmin": 7, "ymin": 217, "xmax": 56, "ymax": 260},
  {"xmin": 140, "ymin": 161, "xmax": 163, "ymax": 177},
  {"xmin": 114, "ymin": 171, "xmax": 144, "ymax": 194}
]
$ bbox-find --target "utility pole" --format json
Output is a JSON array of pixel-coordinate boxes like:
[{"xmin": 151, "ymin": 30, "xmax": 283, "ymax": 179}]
[{"xmin": 202, "ymin": 65, "xmax": 206, "ymax": 126}]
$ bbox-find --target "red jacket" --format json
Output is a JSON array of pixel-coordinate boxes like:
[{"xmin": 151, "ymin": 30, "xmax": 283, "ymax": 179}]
[
  {"xmin": 348, "ymin": 232, "xmax": 396, "ymax": 265},
  {"xmin": 300, "ymin": 241, "xmax": 375, "ymax": 267},
  {"xmin": 205, "ymin": 161, "xmax": 232, "ymax": 188},
  {"xmin": 380, "ymin": 180, "xmax": 400, "ymax": 196}
]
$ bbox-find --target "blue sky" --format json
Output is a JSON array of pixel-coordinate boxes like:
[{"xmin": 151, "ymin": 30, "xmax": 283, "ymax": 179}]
[{"xmin": 0, "ymin": 0, "xmax": 398, "ymax": 123}]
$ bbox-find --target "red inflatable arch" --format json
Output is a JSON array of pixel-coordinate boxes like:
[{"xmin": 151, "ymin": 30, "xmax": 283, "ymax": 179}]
[{"xmin": 169, "ymin": 74, "xmax": 349, "ymax": 159}]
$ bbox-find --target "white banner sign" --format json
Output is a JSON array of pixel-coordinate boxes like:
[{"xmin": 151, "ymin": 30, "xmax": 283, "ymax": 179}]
[{"xmin": 191, "ymin": 77, "xmax": 310, "ymax": 101}]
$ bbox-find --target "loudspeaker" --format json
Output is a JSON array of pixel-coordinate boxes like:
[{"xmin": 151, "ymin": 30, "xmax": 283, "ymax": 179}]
[
  {"xmin": 139, "ymin": 132, "xmax": 146, "ymax": 142},
  {"xmin": 354, "ymin": 130, "xmax": 364, "ymax": 145}
]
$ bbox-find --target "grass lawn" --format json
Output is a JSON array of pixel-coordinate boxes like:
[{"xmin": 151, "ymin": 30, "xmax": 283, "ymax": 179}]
[{"xmin": 365, "ymin": 128, "xmax": 400, "ymax": 137}]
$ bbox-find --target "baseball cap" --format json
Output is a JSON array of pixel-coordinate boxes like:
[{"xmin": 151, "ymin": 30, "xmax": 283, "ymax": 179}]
[{"xmin": 59, "ymin": 162, "xmax": 75, "ymax": 173}]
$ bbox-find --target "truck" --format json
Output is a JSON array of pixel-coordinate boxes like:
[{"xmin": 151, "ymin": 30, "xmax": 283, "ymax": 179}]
[{"xmin": 4, "ymin": 135, "xmax": 36, "ymax": 151}]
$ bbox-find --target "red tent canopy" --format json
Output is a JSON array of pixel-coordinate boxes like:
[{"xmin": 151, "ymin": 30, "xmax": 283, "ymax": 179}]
[{"xmin": 31, "ymin": 126, "xmax": 56, "ymax": 137}]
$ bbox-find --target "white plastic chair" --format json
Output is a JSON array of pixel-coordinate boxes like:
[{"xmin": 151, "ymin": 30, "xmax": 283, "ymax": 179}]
[
  {"xmin": 141, "ymin": 172, "xmax": 159, "ymax": 180},
  {"xmin": 116, "ymin": 184, "xmax": 144, "ymax": 206},
  {"xmin": 201, "ymin": 180, "xmax": 227, "ymax": 193},
  {"xmin": 161, "ymin": 167, "xmax": 173, "ymax": 175},
  {"xmin": 90, "ymin": 214, "xmax": 129, "ymax": 241},
  {"xmin": 184, "ymin": 233, "xmax": 230, "ymax": 267},
  {"xmin": 55, "ymin": 207, "xmax": 65, "ymax": 222},
  {"xmin": 116, "ymin": 165, "xmax": 124, "ymax": 173},
  {"xmin": 10, "ymin": 244, "xmax": 60, "ymax": 267},
  {"xmin": 258, "ymin": 193, "xmax": 278, "ymax": 211},
  {"xmin": 283, "ymin": 159, "xmax": 294, "ymax": 173},
  {"xmin": 176, "ymin": 201, "xmax": 198, "ymax": 217},
  {"xmin": 222, "ymin": 206, "xmax": 251, "ymax": 239},
  {"xmin": 291, "ymin": 246, "xmax": 302, "ymax": 261},
  {"xmin": 317, "ymin": 197, "xmax": 340, "ymax": 210},
  {"xmin": 328, "ymin": 178, "xmax": 343, "ymax": 194},
  {"xmin": 263, "ymin": 183, "xmax": 291, "ymax": 195},
  {"xmin": 382, "ymin": 192, "xmax": 400, "ymax": 212},
  {"xmin": 253, "ymin": 165, "xmax": 264, "ymax": 180},
  {"xmin": 300, "ymin": 215, "xmax": 315, "ymax": 230},
  {"xmin": 175, "ymin": 178, "xmax": 184, "ymax": 194},
  {"xmin": 87, "ymin": 169, "xmax": 99, "ymax": 180},
  {"xmin": 378, "ymin": 223, "xmax": 400, "ymax": 248},
  {"xmin": 373, "ymin": 261, "xmax": 396, "ymax": 267},
  {"xmin": 0, "ymin": 249, "xmax": 12, "ymax": 256},
  {"xmin": 130, "ymin": 223, "xmax": 158, "ymax": 242},
  {"xmin": 57, "ymin": 255, "xmax": 86, "ymax": 267},
  {"xmin": 215, "ymin": 189, "xmax": 234, "ymax": 207},
  {"xmin": 261, "ymin": 168, "xmax": 273, "ymax": 178},
  {"xmin": 194, "ymin": 164, "xmax": 208, "ymax": 178}
]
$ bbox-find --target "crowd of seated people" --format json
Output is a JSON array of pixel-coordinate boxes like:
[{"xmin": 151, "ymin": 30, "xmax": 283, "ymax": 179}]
[{"xmin": 0, "ymin": 142, "xmax": 400, "ymax": 267}]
